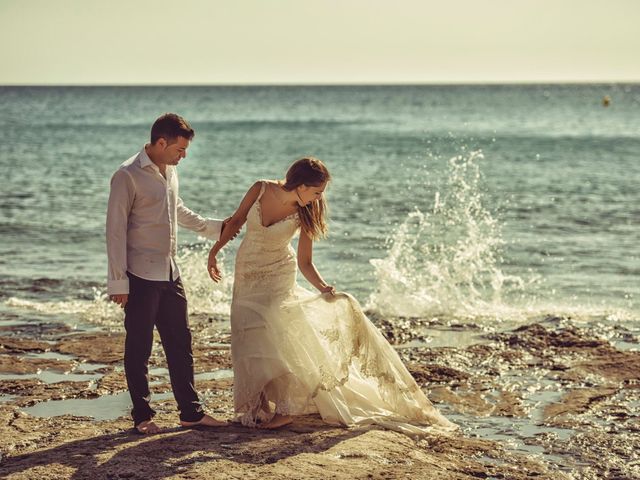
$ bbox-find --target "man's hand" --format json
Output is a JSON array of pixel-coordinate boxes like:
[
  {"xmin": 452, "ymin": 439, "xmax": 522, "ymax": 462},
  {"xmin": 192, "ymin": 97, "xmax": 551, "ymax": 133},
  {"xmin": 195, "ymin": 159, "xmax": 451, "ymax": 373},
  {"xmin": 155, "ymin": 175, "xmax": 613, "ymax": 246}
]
[
  {"xmin": 110, "ymin": 294, "xmax": 129, "ymax": 308},
  {"xmin": 220, "ymin": 217, "xmax": 239, "ymax": 240}
]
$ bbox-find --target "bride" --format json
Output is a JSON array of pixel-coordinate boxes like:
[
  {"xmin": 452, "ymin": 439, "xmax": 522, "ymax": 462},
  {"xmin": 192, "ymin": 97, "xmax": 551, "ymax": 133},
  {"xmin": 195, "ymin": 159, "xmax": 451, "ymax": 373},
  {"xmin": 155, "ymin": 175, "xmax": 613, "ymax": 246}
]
[{"xmin": 207, "ymin": 157, "xmax": 457, "ymax": 436}]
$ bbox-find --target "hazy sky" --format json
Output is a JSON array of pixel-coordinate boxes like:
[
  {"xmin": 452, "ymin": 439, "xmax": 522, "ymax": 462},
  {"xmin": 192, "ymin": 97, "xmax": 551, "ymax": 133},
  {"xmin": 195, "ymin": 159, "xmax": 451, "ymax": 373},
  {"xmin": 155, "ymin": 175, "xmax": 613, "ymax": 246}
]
[{"xmin": 1, "ymin": 0, "xmax": 638, "ymax": 85}]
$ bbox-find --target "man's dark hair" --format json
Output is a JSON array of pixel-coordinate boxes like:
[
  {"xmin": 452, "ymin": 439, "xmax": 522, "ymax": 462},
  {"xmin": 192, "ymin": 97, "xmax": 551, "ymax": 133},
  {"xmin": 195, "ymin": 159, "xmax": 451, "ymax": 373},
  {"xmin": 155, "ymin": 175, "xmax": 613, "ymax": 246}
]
[{"xmin": 150, "ymin": 113, "xmax": 195, "ymax": 144}]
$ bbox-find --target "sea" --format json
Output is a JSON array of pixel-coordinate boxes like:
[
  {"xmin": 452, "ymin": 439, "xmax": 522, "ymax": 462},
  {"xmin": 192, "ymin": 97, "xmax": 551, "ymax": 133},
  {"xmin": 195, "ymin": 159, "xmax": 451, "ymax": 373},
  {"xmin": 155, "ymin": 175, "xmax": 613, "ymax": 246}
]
[{"xmin": 1, "ymin": 84, "xmax": 639, "ymax": 329}]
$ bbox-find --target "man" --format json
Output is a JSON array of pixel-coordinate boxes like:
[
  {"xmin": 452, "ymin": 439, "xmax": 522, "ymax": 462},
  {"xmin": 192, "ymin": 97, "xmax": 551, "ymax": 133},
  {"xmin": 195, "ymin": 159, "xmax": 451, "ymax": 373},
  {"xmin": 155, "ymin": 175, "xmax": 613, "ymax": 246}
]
[{"xmin": 106, "ymin": 113, "xmax": 229, "ymax": 434}]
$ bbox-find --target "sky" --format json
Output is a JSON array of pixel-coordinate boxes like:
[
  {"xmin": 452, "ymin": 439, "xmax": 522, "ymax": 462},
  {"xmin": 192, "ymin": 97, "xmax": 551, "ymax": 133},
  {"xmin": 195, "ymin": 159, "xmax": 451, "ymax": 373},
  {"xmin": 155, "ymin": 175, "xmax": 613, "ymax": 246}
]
[{"xmin": 1, "ymin": 0, "xmax": 639, "ymax": 85}]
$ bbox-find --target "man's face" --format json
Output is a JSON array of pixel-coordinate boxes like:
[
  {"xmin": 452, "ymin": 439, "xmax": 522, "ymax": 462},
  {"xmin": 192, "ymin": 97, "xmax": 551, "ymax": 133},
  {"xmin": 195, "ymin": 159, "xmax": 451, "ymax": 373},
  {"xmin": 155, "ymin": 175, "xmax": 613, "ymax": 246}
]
[{"xmin": 160, "ymin": 136, "xmax": 190, "ymax": 166}]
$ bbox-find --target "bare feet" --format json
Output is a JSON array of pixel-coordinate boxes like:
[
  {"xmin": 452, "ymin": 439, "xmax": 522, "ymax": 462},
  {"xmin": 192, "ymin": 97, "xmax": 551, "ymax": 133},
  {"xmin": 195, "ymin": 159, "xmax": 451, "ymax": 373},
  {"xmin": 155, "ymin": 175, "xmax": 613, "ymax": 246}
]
[
  {"xmin": 180, "ymin": 414, "xmax": 228, "ymax": 428},
  {"xmin": 260, "ymin": 394, "xmax": 271, "ymax": 415},
  {"xmin": 135, "ymin": 420, "xmax": 161, "ymax": 435},
  {"xmin": 258, "ymin": 414, "xmax": 293, "ymax": 430}
]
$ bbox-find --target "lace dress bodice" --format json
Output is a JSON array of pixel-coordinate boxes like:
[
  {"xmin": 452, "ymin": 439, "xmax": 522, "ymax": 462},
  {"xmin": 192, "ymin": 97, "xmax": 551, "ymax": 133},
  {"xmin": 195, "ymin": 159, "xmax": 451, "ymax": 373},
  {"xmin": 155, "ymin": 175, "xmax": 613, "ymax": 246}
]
[{"xmin": 234, "ymin": 181, "xmax": 300, "ymax": 298}]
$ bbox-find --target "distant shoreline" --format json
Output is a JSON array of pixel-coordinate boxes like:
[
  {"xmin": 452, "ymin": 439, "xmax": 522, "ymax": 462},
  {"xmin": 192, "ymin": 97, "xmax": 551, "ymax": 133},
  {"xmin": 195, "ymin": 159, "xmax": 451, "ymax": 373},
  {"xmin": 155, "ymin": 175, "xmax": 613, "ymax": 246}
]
[{"xmin": 1, "ymin": 81, "xmax": 639, "ymax": 88}]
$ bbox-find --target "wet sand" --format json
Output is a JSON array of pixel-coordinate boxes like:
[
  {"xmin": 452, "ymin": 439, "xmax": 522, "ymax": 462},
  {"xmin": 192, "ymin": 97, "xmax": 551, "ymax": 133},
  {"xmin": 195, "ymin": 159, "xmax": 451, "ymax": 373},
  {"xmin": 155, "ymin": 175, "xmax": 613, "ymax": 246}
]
[{"xmin": 0, "ymin": 311, "xmax": 638, "ymax": 479}]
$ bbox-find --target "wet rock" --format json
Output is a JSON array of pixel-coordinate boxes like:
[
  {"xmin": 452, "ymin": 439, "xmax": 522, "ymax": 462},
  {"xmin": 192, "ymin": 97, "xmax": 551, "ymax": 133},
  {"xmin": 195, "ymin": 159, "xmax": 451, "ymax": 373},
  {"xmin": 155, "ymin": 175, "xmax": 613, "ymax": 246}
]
[
  {"xmin": 0, "ymin": 379, "xmax": 43, "ymax": 396},
  {"xmin": 496, "ymin": 323, "xmax": 608, "ymax": 351},
  {"xmin": 95, "ymin": 370, "xmax": 126, "ymax": 395},
  {"xmin": 0, "ymin": 337, "xmax": 52, "ymax": 353},
  {"xmin": 549, "ymin": 429, "xmax": 640, "ymax": 479},
  {"xmin": 492, "ymin": 391, "xmax": 528, "ymax": 418},
  {"xmin": 0, "ymin": 355, "xmax": 75, "ymax": 374},
  {"xmin": 544, "ymin": 387, "xmax": 619, "ymax": 422},
  {"xmin": 191, "ymin": 346, "xmax": 232, "ymax": 373},
  {"xmin": 372, "ymin": 316, "xmax": 428, "ymax": 345},
  {"xmin": 408, "ymin": 363, "xmax": 470, "ymax": 384},
  {"xmin": 428, "ymin": 386, "xmax": 495, "ymax": 416},
  {"xmin": 56, "ymin": 333, "xmax": 124, "ymax": 364},
  {"xmin": 150, "ymin": 378, "xmax": 233, "ymax": 396},
  {"xmin": 0, "ymin": 323, "xmax": 73, "ymax": 338},
  {"xmin": 570, "ymin": 349, "xmax": 640, "ymax": 384},
  {"xmin": 195, "ymin": 378, "xmax": 233, "ymax": 392},
  {"xmin": 429, "ymin": 384, "xmax": 527, "ymax": 419},
  {"xmin": 0, "ymin": 379, "xmax": 96, "ymax": 405}
]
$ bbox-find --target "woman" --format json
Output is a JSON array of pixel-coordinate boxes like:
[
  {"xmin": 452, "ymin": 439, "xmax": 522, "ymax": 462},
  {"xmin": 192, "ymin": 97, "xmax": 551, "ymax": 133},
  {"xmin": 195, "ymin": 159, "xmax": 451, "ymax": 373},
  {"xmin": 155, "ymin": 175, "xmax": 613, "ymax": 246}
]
[{"xmin": 207, "ymin": 157, "xmax": 457, "ymax": 436}]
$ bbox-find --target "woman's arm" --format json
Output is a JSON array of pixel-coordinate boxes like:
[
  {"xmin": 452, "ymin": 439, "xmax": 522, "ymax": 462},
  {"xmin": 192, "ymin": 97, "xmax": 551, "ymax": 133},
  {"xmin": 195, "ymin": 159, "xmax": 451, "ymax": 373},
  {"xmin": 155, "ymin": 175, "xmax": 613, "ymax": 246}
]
[
  {"xmin": 297, "ymin": 229, "xmax": 335, "ymax": 295},
  {"xmin": 207, "ymin": 181, "xmax": 262, "ymax": 282}
]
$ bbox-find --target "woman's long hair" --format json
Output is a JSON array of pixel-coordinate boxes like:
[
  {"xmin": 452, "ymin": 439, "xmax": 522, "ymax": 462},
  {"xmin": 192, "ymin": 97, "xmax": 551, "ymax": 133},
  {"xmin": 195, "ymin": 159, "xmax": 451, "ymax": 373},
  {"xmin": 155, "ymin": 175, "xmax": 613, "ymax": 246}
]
[{"xmin": 282, "ymin": 157, "xmax": 331, "ymax": 240}]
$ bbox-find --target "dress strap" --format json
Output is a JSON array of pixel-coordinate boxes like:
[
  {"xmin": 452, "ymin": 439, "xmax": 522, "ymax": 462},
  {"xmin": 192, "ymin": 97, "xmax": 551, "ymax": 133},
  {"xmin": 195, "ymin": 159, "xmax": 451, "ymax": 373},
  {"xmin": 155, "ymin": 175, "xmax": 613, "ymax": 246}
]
[{"xmin": 256, "ymin": 180, "xmax": 267, "ymax": 201}]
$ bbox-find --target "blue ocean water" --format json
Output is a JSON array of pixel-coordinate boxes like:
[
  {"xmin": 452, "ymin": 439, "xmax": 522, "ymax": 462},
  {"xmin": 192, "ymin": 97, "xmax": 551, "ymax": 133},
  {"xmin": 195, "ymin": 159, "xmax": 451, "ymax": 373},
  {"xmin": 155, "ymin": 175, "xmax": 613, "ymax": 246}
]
[{"xmin": 0, "ymin": 85, "xmax": 638, "ymax": 325}]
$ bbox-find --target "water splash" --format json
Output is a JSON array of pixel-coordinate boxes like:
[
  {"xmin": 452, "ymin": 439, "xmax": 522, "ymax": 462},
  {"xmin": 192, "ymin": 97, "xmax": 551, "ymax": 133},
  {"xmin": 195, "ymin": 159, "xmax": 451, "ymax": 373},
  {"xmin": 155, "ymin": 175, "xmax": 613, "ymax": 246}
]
[
  {"xmin": 4, "ymin": 290, "xmax": 121, "ymax": 327},
  {"xmin": 367, "ymin": 150, "xmax": 528, "ymax": 320},
  {"xmin": 176, "ymin": 243, "xmax": 234, "ymax": 317}
]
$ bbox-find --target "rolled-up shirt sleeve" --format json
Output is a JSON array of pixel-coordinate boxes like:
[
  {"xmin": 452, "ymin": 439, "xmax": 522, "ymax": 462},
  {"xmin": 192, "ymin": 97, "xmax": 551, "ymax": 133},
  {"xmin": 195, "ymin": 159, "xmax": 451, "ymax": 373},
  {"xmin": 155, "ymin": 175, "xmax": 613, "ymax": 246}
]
[
  {"xmin": 106, "ymin": 169, "xmax": 134, "ymax": 295},
  {"xmin": 177, "ymin": 196, "xmax": 223, "ymax": 240}
]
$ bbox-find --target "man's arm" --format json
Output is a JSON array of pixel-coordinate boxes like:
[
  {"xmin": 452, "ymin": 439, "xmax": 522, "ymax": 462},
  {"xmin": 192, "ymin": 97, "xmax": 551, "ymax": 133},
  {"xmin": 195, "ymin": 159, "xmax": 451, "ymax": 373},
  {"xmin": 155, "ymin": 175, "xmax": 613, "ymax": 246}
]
[
  {"xmin": 176, "ymin": 196, "xmax": 224, "ymax": 240},
  {"xmin": 106, "ymin": 169, "xmax": 134, "ymax": 302}
]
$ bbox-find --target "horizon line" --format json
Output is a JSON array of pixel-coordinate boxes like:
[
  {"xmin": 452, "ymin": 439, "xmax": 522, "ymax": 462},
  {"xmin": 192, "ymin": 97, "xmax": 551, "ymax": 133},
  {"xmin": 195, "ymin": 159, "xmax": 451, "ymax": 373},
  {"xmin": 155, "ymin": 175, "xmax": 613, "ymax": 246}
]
[{"xmin": 1, "ymin": 79, "xmax": 639, "ymax": 88}]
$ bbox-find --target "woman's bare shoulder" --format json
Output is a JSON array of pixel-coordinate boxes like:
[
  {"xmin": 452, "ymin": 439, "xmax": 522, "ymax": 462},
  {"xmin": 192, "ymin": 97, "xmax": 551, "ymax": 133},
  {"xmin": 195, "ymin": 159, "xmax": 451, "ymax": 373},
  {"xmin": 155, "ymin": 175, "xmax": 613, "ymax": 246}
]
[
  {"xmin": 261, "ymin": 179, "xmax": 281, "ymax": 186},
  {"xmin": 260, "ymin": 179, "xmax": 284, "ymax": 192}
]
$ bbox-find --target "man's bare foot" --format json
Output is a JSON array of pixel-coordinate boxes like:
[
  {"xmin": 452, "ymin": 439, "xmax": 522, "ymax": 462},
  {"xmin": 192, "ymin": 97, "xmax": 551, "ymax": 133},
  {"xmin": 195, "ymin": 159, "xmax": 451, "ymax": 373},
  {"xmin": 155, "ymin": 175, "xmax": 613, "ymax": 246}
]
[
  {"xmin": 258, "ymin": 414, "xmax": 293, "ymax": 430},
  {"xmin": 180, "ymin": 414, "xmax": 228, "ymax": 428},
  {"xmin": 135, "ymin": 420, "xmax": 161, "ymax": 434}
]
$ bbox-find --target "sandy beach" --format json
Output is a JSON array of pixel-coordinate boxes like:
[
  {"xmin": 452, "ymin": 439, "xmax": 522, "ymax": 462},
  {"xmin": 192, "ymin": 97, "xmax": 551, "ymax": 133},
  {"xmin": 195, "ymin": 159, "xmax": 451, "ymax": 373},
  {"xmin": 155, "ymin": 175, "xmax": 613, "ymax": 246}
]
[{"xmin": 0, "ymin": 309, "xmax": 638, "ymax": 479}]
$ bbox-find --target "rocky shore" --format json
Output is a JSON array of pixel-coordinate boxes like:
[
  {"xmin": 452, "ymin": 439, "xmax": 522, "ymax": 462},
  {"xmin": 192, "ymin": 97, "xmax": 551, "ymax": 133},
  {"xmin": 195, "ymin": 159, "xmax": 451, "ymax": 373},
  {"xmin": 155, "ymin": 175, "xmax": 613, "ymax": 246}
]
[{"xmin": 0, "ymin": 311, "xmax": 638, "ymax": 479}]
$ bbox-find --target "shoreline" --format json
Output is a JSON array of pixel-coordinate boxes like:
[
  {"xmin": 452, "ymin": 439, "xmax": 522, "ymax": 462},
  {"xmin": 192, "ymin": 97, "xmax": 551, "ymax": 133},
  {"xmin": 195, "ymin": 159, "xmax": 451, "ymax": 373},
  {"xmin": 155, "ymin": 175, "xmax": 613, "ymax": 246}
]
[{"xmin": 0, "ymin": 310, "xmax": 638, "ymax": 479}]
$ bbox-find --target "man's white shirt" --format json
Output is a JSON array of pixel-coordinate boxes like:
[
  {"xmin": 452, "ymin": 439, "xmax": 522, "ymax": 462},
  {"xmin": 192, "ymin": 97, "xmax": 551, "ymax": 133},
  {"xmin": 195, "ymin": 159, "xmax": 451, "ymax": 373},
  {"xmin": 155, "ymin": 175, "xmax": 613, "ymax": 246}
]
[{"xmin": 106, "ymin": 147, "xmax": 222, "ymax": 295}]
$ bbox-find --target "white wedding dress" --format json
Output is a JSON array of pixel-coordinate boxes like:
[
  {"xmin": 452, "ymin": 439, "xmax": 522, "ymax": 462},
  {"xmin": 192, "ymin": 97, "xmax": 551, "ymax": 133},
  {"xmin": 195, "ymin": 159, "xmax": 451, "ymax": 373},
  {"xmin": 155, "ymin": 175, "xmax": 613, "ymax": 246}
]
[{"xmin": 230, "ymin": 181, "xmax": 457, "ymax": 436}]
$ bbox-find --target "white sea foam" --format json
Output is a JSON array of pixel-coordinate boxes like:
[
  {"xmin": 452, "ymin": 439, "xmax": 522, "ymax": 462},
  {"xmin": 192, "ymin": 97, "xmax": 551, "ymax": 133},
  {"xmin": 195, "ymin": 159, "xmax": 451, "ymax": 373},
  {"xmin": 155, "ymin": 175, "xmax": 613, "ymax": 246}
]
[
  {"xmin": 2, "ymin": 244, "xmax": 235, "ymax": 328},
  {"xmin": 175, "ymin": 243, "xmax": 235, "ymax": 317},
  {"xmin": 4, "ymin": 291, "xmax": 122, "ymax": 327}
]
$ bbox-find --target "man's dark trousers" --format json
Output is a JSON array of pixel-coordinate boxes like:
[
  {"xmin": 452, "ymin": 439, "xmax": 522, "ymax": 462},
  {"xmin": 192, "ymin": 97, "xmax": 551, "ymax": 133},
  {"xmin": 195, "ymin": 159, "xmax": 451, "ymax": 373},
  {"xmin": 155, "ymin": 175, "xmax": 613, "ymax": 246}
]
[{"xmin": 124, "ymin": 271, "xmax": 204, "ymax": 426}]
